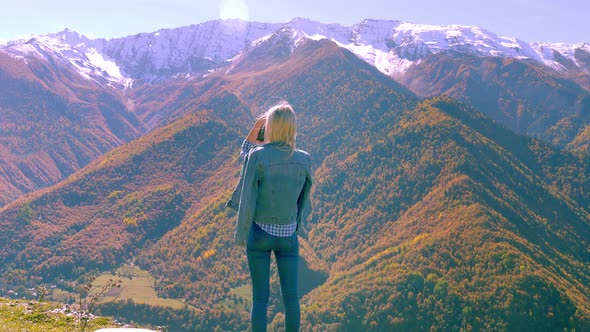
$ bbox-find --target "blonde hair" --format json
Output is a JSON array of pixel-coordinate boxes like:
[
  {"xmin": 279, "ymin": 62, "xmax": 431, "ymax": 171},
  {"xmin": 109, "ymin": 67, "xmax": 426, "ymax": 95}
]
[{"xmin": 264, "ymin": 103, "xmax": 297, "ymax": 153}]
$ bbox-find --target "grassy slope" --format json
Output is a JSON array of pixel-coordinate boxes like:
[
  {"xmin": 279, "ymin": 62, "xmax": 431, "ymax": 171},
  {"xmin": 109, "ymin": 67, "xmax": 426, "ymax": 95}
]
[{"xmin": 0, "ymin": 297, "xmax": 119, "ymax": 331}]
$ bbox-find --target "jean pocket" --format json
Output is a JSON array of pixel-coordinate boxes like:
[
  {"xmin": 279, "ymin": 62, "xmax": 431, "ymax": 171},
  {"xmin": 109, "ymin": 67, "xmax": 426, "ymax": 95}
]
[
  {"xmin": 277, "ymin": 233, "xmax": 298, "ymax": 252},
  {"xmin": 254, "ymin": 227, "xmax": 266, "ymax": 241},
  {"xmin": 251, "ymin": 223, "xmax": 270, "ymax": 243}
]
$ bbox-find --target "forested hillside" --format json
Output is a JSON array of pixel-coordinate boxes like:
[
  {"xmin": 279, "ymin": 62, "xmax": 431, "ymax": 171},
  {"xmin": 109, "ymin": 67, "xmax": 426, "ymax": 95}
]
[
  {"xmin": 0, "ymin": 52, "xmax": 144, "ymax": 206},
  {"xmin": 1, "ymin": 35, "xmax": 589, "ymax": 331},
  {"xmin": 399, "ymin": 52, "xmax": 590, "ymax": 150},
  {"xmin": 302, "ymin": 96, "xmax": 590, "ymax": 331}
]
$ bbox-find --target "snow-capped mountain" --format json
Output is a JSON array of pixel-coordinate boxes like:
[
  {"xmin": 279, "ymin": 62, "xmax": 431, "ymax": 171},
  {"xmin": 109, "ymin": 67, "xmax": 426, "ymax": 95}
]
[
  {"xmin": 2, "ymin": 18, "xmax": 588, "ymax": 86},
  {"xmin": 0, "ymin": 18, "xmax": 590, "ymax": 85},
  {"xmin": 342, "ymin": 20, "xmax": 589, "ymax": 76},
  {"xmin": 4, "ymin": 29, "xmax": 125, "ymax": 84}
]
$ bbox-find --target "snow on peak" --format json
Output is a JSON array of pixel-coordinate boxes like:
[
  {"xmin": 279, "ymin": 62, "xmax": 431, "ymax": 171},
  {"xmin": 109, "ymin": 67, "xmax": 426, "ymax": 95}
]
[
  {"xmin": 258, "ymin": 27, "xmax": 309, "ymax": 49},
  {"xmin": 312, "ymin": 20, "xmax": 588, "ymax": 75},
  {"xmin": 2, "ymin": 30, "xmax": 128, "ymax": 86},
  {"xmin": 530, "ymin": 42, "xmax": 590, "ymax": 70},
  {"xmin": 395, "ymin": 22, "xmax": 536, "ymax": 58},
  {"xmin": 1, "ymin": 19, "xmax": 587, "ymax": 83},
  {"xmin": 48, "ymin": 28, "xmax": 92, "ymax": 45},
  {"xmin": 224, "ymin": 26, "xmax": 312, "ymax": 75},
  {"xmin": 335, "ymin": 21, "xmax": 550, "ymax": 75}
]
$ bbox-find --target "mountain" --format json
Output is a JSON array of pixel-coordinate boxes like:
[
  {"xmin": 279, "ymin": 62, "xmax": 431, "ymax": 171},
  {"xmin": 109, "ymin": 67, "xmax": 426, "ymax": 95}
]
[
  {"xmin": 398, "ymin": 51, "xmax": 590, "ymax": 149},
  {"xmin": 6, "ymin": 19, "xmax": 589, "ymax": 82},
  {"xmin": 1, "ymin": 26, "xmax": 590, "ymax": 332},
  {"xmin": 1, "ymin": 18, "xmax": 589, "ymax": 209},
  {"xmin": 3, "ymin": 19, "xmax": 589, "ymax": 99},
  {"xmin": 0, "ymin": 46, "xmax": 144, "ymax": 206}
]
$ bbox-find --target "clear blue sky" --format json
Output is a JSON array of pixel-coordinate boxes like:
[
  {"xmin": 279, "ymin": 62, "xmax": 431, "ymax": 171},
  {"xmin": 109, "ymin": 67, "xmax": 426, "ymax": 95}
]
[{"xmin": 1, "ymin": 0, "xmax": 587, "ymax": 44}]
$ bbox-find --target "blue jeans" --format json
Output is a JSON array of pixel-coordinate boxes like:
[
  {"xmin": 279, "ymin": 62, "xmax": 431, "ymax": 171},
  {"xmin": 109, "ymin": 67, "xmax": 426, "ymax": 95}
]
[{"xmin": 247, "ymin": 222, "xmax": 300, "ymax": 332}]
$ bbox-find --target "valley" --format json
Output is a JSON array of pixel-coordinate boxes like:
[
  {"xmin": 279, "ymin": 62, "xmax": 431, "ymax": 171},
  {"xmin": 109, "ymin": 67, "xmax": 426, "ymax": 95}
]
[{"xmin": 0, "ymin": 18, "xmax": 589, "ymax": 331}]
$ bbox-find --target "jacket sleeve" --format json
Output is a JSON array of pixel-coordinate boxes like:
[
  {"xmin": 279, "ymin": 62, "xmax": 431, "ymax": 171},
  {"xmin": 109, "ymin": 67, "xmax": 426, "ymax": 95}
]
[
  {"xmin": 226, "ymin": 155, "xmax": 248, "ymax": 210},
  {"xmin": 296, "ymin": 155, "xmax": 313, "ymax": 233},
  {"xmin": 226, "ymin": 140, "xmax": 257, "ymax": 210},
  {"xmin": 235, "ymin": 150, "xmax": 261, "ymax": 246}
]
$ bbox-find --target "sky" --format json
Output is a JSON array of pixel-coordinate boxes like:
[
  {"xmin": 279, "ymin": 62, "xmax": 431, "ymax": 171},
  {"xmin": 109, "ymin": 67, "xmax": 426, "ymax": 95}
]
[{"xmin": 1, "ymin": 0, "xmax": 588, "ymax": 44}]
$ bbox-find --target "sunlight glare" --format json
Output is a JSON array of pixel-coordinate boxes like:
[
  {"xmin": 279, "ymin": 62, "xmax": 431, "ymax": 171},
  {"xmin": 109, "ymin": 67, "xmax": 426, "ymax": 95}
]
[{"xmin": 219, "ymin": 0, "xmax": 250, "ymax": 20}]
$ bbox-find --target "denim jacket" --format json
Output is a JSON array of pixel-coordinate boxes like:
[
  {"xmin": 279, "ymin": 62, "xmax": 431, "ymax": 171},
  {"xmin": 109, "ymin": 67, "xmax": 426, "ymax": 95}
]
[{"xmin": 228, "ymin": 142, "xmax": 313, "ymax": 245}]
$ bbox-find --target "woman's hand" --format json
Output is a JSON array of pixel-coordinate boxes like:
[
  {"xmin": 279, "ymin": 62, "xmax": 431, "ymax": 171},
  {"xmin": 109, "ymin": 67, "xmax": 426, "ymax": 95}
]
[{"xmin": 246, "ymin": 115, "xmax": 267, "ymax": 144}]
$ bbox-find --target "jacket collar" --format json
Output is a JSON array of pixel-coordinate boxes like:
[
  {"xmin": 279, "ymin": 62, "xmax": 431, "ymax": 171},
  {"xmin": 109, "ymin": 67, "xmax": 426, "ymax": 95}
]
[{"xmin": 263, "ymin": 141, "xmax": 290, "ymax": 148}]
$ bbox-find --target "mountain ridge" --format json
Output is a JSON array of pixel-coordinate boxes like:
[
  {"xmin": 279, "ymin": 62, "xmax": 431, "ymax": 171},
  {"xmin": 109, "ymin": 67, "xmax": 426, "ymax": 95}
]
[
  {"xmin": 2, "ymin": 18, "xmax": 588, "ymax": 84},
  {"xmin": 399, "ymin": 51, "xmax": 590, "ymax": 149}
]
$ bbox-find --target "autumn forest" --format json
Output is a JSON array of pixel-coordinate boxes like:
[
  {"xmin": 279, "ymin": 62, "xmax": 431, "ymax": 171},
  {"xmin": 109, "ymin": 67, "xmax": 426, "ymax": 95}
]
[{"xmin": 1, "ymin": 30, "xmax": 590, "ymax": 331}]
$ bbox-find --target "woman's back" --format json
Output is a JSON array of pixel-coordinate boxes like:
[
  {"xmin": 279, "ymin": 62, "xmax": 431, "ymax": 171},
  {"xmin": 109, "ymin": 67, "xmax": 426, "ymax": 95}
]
[{"xmin": 248, "ymin": 144, "xmax": 312, "ymax": 225}]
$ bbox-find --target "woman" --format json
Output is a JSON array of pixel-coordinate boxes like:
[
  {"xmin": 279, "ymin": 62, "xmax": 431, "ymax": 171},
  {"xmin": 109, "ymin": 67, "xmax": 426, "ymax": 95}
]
[{"xmin": 228, "ymin": 103, "xmax": 312, "ymax": 332}]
